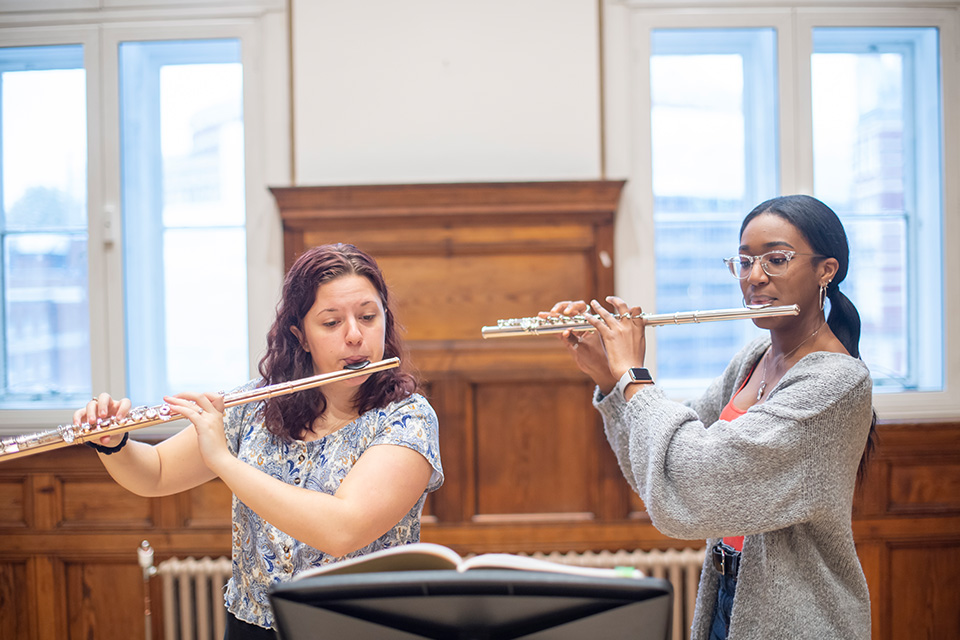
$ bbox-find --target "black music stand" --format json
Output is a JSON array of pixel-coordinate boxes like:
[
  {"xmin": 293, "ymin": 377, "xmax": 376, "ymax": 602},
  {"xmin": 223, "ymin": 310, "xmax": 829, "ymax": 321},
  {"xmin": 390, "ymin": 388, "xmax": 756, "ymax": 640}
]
[{"xmin": 269, "ymin": 569, "xmax": 672, "ymax": 640}]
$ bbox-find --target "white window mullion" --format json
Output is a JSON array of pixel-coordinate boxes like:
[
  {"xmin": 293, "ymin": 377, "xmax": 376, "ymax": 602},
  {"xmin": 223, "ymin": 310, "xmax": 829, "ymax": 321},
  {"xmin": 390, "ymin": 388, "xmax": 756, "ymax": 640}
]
[
  {"xmin": 98, "ymin": 25, "xmax": 128, "ymax": 399},
  {"xmin": 778, "ymin": 8, "xmax": 807, "ymax": 196}
]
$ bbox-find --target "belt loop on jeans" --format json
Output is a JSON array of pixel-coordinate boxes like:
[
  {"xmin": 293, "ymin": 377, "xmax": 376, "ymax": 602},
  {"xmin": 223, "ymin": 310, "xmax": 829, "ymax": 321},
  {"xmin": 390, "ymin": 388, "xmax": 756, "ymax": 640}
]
[{"xmin": 711, "ymin": 542, "xmax": 741, "ymax": 579}]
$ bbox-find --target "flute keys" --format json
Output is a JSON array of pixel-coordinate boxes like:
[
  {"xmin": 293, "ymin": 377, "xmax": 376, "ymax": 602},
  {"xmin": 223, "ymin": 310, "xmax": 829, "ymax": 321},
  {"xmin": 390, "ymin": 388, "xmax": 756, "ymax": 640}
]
[
  {"xmin": 58, "ymin": 424, "xmax": 79, "ymax": 444},
  {"xmin": 520, "ymin": 317, "xmax": 541, "ymax": 330}
]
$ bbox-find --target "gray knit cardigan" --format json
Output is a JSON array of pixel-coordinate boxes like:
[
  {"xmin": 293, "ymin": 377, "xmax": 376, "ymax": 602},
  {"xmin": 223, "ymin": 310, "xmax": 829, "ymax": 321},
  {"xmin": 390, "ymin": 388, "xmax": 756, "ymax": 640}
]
[{"xmin": 594, "ymin": 337, "xmax": 873, "ymax": 640}]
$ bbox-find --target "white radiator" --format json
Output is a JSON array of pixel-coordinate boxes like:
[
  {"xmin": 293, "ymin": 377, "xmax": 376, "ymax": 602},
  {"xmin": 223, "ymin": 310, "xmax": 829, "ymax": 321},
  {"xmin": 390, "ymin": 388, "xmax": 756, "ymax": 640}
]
[
  {"xmin": 525, "ymin": 547, "xmax": 707, "ymax": 640},
  {"xmin": 139, "ymin": 542, "xmax": 705, "ymax": 640},
  {"xmin": 139, "ymin": 541, "xmax": 232, "ymax": 640}
]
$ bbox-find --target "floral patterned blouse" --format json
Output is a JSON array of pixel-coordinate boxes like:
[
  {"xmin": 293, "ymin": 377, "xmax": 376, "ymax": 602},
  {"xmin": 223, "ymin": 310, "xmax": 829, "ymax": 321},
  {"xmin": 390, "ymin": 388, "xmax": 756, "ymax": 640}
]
[{"xmin": 220, "ymin": 381, "xmax": 443, "ymax": 629}]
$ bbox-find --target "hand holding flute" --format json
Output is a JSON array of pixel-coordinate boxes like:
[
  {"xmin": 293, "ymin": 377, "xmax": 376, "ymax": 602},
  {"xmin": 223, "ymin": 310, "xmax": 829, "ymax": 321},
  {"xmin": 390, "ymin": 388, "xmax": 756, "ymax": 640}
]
[
  {"xmin": 543, "ymin": 296, "xmax": 649, "ymax": 396},
  {"xmin": 74, "ymin": 388, "xmax": 234, "ymax": 496},
  {"xmin": 537, "ymin": 299, "xmax": 802, "ymax": 399},
  {"xmin": 80, "ymin": 393, "xmax": 134, "ymax": 452}
]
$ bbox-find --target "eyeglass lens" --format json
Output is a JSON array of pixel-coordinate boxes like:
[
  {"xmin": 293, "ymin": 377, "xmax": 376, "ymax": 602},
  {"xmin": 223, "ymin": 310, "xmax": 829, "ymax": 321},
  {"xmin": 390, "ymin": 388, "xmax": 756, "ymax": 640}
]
[{"xmin": 727, "ymin": 252, "xmax": 792, "ymax": 279}]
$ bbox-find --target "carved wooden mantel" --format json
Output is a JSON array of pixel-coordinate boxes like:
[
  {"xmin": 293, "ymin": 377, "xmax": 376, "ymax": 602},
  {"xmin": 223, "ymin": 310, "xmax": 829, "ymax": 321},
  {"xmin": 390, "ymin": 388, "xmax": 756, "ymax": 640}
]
[
  {"xmin": 271, "ymin": 181, "xmax": 626, "ymax": 381},
  {"xmin": 271, "ymin": 180, "xmax": 641, "ymax": 552}
]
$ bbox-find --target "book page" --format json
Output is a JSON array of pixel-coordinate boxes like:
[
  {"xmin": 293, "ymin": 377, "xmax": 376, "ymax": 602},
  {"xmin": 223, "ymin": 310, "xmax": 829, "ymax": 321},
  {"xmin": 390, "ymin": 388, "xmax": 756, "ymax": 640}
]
[
  {"xmin": 460, "ymin": 553, "xmax": 644, "ymax": 579},
  {"xmin": 294, "ymin": 543, "xmax": 464, "ymax": 579},
  {"xmin": 293, "ymin": 543, "xmax": 645, "ymax": 581}
]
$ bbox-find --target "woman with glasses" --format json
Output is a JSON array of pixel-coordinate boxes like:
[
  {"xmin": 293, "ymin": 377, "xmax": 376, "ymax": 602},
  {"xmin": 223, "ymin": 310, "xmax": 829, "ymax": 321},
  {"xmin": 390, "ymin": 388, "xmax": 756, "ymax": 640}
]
[{"xmin": 545, "ymin": 194, "xmax": 876, "ymax": 640}]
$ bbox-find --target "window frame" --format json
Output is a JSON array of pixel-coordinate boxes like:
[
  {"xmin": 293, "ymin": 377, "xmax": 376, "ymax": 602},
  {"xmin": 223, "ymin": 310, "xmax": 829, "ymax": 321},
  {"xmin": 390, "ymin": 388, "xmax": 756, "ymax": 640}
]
[
  {"xmin": 116, "ymin": 37, "xmax": 248, "ymax": 405},
  {"xmin": 0, "ymin": 24, "xmax": 103, "ymax": 432},
  {"xmin": 810, "ymin": 25, "xmax": 944, "ymax": 393},
  {"xmin": 648, "ymin": 27, "xmax": 781, "ymax": 395},
  {"xmin": 0, "ymin": 42, "xmax": 88, "ymax": 406},
  {"xmin": 603, "ymin": 1, "xmax": 960, "ymax": 420},
  {"xmin": 0, "ymin": 4, "xmax": 287, "ymax": 435}
]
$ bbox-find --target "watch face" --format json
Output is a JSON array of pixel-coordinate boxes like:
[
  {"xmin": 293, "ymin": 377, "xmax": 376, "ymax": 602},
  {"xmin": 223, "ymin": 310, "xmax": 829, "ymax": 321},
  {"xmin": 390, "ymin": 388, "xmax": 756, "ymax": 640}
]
[{"xmin": 628, "ymin": 368, "xmax": 653, "ymax": 382}]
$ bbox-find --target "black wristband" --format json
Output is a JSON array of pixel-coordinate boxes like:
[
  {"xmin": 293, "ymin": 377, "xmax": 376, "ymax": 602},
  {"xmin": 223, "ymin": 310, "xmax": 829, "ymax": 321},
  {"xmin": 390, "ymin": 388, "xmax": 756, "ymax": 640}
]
[{"xmin": 85, "ymin": 431, "xmax": 130, "ymax": 455}]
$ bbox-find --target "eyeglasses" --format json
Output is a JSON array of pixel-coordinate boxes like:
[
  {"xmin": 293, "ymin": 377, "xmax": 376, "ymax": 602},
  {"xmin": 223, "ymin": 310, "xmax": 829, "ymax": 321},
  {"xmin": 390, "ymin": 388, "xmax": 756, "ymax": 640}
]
[{"xmin": 722, "ymin": 250, "xmax": 824, "ymax": 280}]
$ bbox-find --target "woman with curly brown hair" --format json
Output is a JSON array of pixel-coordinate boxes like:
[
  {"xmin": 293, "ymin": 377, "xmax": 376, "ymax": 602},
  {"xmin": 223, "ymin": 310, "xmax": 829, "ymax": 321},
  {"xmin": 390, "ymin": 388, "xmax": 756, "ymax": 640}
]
[{"xmin": 76, "ymin": 243, "xmax": 443, "ymax": 639}]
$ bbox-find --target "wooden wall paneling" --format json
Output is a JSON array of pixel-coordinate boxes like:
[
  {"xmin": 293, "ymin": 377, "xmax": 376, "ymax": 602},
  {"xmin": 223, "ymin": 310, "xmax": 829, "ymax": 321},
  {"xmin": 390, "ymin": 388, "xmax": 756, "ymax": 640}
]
[
  {"xmin": 888, "ymin": 461, "xmax": 960, "ymax": 514},
  {"xmin": 424, "ymin": 376, "xmax": 475, "ymax": 524},
  {"xmin": 887, "ymin": 540, "xmax": 960, "ymax": 639},
  {"xmin": 852, "ymin": 422, "xmax": 960, "ymax": 639},
  {"xmin": 854, "ymin": 539, "xmax": 884, "ymax": 640},
  {"xmin": 378, "ymin": 250, "xmax": 593, "ymax": 342},
  {"xmin": 179, "ymin": 479, "xmax": 234, "ymax": 529},
  {"xmin": 28, "ymin": 473, "xmax": 60, "ymax": 531},
  {"xmin": 0, "ymin": 559, "xmax": 31, "ymax": 639},
  {"xmin": 0, "ymin": 444, "xmax": 232, "ymax": 640},
  {"xmin": 0, "ymin": 474, "xmax": 27, "ymax": 528},
  {"xmin": 472, "ymin": 380, "xmax": 599, "ymax": 521},
  {"xmin": 869, "ymin": 422, "xmax": 960, "ymax": 513},
  {"xmin": 271, "ymin": 180, "xmax": 626, "ymax": 554},
  {"xmin": 66, "ymin": 559, "xmax": 145, "ymax": 639},
  {"xmin": 60, "ymin": 475, "xmax": 154, "ymax": 529},
  {"xmin": 28, "ymin": 554, "xmax": 66, "ymax": 640}
]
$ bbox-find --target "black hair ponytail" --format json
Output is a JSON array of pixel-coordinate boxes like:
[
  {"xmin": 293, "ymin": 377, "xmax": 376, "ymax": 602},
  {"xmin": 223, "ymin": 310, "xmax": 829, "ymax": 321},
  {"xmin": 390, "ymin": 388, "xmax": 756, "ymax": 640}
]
[
  {"xmin": 742, "ymin": 195, "xmax": 877, "ymax": 482},
  {"xmin": 826, "ymin": 286, "xmax": 861, "ymax": 359}
]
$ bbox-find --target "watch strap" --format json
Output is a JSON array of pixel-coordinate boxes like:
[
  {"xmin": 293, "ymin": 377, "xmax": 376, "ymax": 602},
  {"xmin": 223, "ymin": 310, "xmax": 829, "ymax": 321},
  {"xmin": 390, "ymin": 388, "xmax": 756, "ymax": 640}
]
[{"xmin": 617, "ymin": 367, "xmax": 654, "ymax": 396}]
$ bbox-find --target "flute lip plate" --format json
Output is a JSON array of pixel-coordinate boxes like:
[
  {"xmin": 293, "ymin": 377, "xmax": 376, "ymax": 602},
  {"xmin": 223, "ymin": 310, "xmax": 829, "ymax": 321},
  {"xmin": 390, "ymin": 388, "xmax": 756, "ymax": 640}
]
[{"xmin": 343, "ymin": 360, "xmax": 371, "ymax": 370}]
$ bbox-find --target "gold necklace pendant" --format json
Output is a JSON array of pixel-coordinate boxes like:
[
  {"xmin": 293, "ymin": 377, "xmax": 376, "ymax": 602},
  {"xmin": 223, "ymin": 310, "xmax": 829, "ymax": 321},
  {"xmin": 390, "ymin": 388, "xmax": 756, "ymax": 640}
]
[{"xmin": 755, "ymin": 320, "xmax": 826, "ymax": 402}]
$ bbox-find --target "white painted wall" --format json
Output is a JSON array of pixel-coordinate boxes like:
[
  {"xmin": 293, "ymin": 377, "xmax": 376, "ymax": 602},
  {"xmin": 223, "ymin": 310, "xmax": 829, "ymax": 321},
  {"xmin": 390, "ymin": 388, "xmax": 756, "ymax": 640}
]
[{"xmin": 291, "ymin": 0, "xmax": 603, "ymax": 184}]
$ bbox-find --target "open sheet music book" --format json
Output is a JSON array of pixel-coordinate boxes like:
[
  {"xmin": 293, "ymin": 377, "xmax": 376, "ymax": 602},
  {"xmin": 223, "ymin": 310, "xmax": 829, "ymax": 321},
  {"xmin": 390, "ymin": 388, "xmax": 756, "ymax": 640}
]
[{"xmin": 294, "ymin": 542, "xmax": 644, "ymax": 581}]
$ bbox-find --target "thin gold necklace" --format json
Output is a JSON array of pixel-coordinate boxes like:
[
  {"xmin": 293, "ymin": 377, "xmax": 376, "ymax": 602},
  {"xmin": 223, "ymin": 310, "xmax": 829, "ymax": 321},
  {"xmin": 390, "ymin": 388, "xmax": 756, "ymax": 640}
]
[{"xmin": 756, "ymin": 320, "xmax": 827, "ymax": 401}]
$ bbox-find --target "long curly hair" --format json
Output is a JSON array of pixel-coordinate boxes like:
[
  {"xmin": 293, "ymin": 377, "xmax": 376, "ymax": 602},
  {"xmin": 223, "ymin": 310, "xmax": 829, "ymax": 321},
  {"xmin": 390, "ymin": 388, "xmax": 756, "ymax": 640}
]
[{"xmin": 257, "ymin": 243, "xmax": 416, "ymax": 439}]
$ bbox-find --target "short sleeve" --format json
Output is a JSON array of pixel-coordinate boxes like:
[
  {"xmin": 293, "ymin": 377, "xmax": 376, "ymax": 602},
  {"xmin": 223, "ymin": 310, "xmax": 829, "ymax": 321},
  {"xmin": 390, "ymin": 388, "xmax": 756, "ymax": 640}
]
[
  {"xmin": 370, "ymin": 394, "xmax": 444, "ymax": 492},
  {"xmin": 221, "ymin": 378, "xmax": 264, "ymax": 457}
]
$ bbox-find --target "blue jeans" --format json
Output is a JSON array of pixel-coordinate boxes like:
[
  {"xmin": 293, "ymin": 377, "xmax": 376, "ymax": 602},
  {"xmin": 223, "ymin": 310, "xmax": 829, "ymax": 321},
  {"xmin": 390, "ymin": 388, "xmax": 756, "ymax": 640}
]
[{"xmin": 708, "ymin": 572, "xmax": 737, "ymax": 640}]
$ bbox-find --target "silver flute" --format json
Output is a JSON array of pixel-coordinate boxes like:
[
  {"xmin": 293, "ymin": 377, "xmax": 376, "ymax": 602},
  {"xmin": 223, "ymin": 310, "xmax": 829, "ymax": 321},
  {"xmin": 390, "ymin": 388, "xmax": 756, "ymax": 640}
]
[
  {"xmin": 0, "ymin": 357, "xmax": 400, "ymax": 462},
  {"xmin": 481, "ymin": 304, "xmax": 800, "ymax": 338}
]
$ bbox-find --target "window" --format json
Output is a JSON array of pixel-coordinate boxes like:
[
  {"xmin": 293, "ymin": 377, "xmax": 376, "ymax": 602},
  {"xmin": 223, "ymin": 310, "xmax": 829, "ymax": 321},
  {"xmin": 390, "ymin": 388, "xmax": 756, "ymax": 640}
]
[
  {"xmin": 650, "ymin": 29, "xmax": 778, "ymax": 393},
  {"xmin": 811, "ymin": 27, "xmax": 942, "ymax": 392},
  {"xmin": 119, "ymin": 40, "xmax": 248, "ymax": 405},
  {"xmin": 0, "ymin": 45, "xmax": 89, "ymax": 409},
  {"xmin": 612, "ymin": 6, "xmax": 956, "ymax": 417},
  {"xmin": 0, "ymin": 6, "xmax": 278, "ymax": 435}
]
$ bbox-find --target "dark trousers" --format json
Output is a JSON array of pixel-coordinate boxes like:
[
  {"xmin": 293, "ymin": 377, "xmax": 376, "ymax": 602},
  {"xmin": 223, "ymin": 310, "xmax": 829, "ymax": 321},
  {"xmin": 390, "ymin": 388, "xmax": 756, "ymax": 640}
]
[
  {"xmin": 708, "ymin": 572, "xmax": 737, "ymax": 640},
  {"xmin": 224, "ymin": 612, "xmax": 276, "ymax": 640}
]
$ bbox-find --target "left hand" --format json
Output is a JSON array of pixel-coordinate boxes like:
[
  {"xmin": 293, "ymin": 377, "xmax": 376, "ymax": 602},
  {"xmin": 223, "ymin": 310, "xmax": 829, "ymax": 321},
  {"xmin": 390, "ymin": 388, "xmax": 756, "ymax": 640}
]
[
  {"xmin": 585, "ymin": 296, "xmax": 648, "ymax": 381},
  {"xmin": 542, "ymin": 300, "xmax": 617, "ymax": 391},
  {"xmin": 163, "ymin": 392, "xmax": 230, "ymax": 472}
]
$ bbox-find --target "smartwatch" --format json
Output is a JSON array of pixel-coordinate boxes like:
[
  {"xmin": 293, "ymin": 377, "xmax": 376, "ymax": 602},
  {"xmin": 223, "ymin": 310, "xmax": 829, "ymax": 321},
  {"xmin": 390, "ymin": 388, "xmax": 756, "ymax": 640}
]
[{"xmin": 617, "ymin": 367, "xmax": 654, "ymax": 396}]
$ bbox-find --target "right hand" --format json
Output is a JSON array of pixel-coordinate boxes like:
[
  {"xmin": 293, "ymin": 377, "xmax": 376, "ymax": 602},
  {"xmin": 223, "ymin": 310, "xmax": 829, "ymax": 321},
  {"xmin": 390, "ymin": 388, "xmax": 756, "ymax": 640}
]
[{"xmin": 74, "ymin": 393, "xmax": 132, "ymax": 448}]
